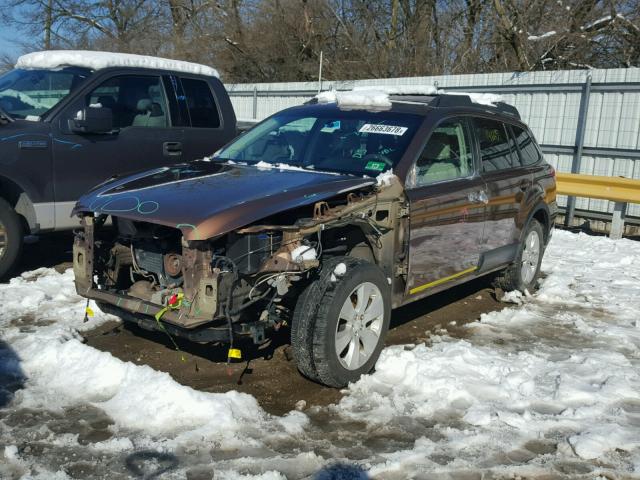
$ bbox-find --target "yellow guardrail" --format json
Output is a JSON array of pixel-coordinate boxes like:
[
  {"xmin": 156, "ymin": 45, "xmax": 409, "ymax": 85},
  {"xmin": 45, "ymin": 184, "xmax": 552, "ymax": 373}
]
[
  {"xmin": 555, "ymin": 172, "xmax": 640, "ymax": 239},
  {"xmin": 556, "ymin": 173, "xmax": 640, "ymax": 204}
]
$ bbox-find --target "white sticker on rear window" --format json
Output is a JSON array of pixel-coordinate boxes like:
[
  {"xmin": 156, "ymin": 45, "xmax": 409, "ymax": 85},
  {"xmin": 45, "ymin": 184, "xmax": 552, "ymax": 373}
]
[{"xmin": 359, "ymin": 124, "xmax": 408, "ymax": 135}]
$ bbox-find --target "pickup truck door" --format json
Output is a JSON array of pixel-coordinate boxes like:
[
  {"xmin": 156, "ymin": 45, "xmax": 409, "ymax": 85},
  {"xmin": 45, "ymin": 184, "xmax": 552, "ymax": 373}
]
[
  {"xmin": 50, "ymin": 73, "xmax": 183, "ymax": 228},
  {"xmin": 405, "ymin": 117, "xmax": 487, "ymax": 299},
  {"xmin": 174, "ymin": 76, "xmax": 237, "ymax": 159}
]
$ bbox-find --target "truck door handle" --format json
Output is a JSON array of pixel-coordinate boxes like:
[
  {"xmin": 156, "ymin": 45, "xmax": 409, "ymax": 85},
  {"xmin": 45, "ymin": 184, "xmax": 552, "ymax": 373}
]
[
  {"xmin": 468, "ymin": 190, "xmax": 489, "ymax": 204},
  {"xmin": 163, "ymin": 142, "xmax": 182, "ymax": 157}
]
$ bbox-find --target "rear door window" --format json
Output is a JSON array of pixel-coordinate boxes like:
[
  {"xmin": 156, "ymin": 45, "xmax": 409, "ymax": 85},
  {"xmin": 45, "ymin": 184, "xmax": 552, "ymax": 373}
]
[
  {"xmin": 181, "ymin": 78, "xmax": 220, "ymax": 128},
  {"xmin": 474, "ymin": 118, "xmax": 515, "ymax": 172},
  {"xmin": 511, "ymin": 125, "xmax": 542, "ymax": 166}
]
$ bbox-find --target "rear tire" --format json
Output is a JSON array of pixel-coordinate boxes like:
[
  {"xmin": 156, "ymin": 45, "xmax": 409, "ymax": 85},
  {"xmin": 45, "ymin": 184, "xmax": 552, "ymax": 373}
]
[
  {"xmin": 291, "ymin": 256, "xmax": 390, "ymax": 387},
  {"xmin": 0, "ymin": 198, "xmax": 24, "ymax": 281},
  {"xmin": 494, "ymin": 219, "xmax": 544, "ymax": 293}
]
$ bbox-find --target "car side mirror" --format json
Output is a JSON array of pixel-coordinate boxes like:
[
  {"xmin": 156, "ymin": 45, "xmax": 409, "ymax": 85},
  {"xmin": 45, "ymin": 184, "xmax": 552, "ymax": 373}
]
[{"xmin": 69, "ymin": 106, "xmax": 114, "ymax": 134}]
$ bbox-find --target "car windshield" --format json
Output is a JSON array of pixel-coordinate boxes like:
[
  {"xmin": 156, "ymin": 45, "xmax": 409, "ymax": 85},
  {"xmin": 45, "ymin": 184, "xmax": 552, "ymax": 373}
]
[
  {"xmin": 0, "ymin": 68, "xmax": 90, "ymax": 119},
  {"xmin": 214, "ymin": 108, "xmax": 424, "ymax": 176}
]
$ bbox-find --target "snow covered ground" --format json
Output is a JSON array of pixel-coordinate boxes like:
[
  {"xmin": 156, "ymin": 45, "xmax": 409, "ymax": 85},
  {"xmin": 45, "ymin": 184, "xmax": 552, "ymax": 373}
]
[{"xmin": 1, "ymin": 230, "xmax": 639, "ymax": 479}]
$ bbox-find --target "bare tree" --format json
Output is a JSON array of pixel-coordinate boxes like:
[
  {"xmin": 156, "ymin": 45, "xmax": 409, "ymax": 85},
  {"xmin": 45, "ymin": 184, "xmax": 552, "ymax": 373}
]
[{"xmin": 0, "ymin": 0, "xmax": 638, "ymax": 81}]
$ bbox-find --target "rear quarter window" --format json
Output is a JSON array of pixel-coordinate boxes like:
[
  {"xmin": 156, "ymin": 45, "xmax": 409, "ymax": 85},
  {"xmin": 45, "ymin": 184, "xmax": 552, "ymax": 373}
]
[
  {"xmin": 512, "ymin": 125, "xmax": 542, "ymax": 165},
  {"xmin": 181, "ymin": 78, "xmax": 220, "ymax": 128},
  {"xmin": 473, "ymin": 117, "xmax": 515, "ymax": 172}
]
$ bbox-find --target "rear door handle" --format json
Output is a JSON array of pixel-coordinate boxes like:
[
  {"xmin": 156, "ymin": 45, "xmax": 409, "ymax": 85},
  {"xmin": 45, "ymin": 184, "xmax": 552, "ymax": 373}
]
[
  {"xmin": 518, "ymin": 179, "xmax": 531, "ymax": 191},
  {"xmin": 163, "ymin": 141, "xmax": 182, "ymax": 157}
]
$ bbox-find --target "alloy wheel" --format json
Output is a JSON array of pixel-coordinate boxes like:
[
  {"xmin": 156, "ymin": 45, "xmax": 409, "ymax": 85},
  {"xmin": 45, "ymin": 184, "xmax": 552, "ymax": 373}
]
[
  {"xmin": 521, "ymin": 229, "xmax": 541, "ymax": 285},
  {"xmin": 335, "ymin": 281, "xmax": 384, "ymax": 370}
]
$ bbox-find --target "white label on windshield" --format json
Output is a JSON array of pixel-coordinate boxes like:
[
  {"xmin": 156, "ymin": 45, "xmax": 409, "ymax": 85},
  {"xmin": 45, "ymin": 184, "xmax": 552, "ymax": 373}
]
[{"xmin": 359, "ymin": 124, "xmax": 408, "ymax": 135}]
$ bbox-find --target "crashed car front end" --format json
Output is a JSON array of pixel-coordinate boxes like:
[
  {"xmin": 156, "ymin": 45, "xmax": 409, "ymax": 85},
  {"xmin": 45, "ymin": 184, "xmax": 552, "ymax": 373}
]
[{"xmin": 73, "ymin": 174, "xmax": 403, "ymax": 345}]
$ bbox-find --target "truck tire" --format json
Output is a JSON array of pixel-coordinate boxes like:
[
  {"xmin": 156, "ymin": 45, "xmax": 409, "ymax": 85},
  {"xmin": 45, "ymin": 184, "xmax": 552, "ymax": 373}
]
[
  {"xmin": 292, "ymin": 256, "xmax": 390, "ymax": 387},
  {"xmin": 494, "ymin": 219, "xmax": 544, "ymax": 293},
  {"xmin": 0, "ymin": 198, "xmax": 24, "ymax": 280}
]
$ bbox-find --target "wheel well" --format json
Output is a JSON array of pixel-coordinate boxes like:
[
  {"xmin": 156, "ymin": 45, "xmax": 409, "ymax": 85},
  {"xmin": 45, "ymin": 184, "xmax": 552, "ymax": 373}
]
[
  {"xmin": 532, "ymin": 207, "xmax": 550, "ymax": 241},
  {"xmin": 0, "ymin": 176, "xmax": 33, "ymax": 233},
  {"xmin": 321, "ymin": 225, "xmax": 377, "ymax": 264},
  {"xmin": 0, "ymin": 176, "xmax": 23, "ymax": 207}
]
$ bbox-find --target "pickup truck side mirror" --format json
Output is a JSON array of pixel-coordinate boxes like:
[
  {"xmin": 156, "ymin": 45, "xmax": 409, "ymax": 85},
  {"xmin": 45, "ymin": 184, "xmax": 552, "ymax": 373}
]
[{"xmin": 69, "ymin": 106, "xmax": 114, "ymax": 134}]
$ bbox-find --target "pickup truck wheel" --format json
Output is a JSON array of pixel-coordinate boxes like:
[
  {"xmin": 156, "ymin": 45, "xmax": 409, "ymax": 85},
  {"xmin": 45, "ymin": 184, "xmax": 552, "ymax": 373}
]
[
  {"xmin": 0, "ymin": 198, "xmax": 24, "ymax": 280},
  {"xmin": 494, "ymin": 219, "xmax": 544, "ymax": 293},
  {"xmin": 292, "ymin": 257, "xmax": 390, "ymax": 387}
]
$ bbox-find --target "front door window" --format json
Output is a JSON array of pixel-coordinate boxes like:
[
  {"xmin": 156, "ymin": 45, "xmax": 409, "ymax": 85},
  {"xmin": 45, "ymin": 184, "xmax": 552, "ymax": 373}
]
[
  {"xmin": 86, "ymin": 75, "xmax": 169, "ymax": 128},
  {"xmin": 414, "ymin": 119, "xmax": 473, "ymax": 186}
]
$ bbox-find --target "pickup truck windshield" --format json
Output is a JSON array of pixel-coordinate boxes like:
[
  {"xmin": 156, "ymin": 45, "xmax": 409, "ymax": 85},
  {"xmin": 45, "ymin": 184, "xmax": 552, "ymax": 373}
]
[
  {"xmin": 0, "ymin": 68, "xmax": 90, "ymax": 119},
  {"xmin": 215, "ymin": 109, "xmax": 423, "ymax": 176}
]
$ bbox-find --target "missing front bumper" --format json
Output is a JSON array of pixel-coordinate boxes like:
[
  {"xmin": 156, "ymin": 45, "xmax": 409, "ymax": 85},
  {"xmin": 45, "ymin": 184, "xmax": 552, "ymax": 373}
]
[{"xmin": 96, "ymin": 301, "xmax": 236, "ymax": 343}]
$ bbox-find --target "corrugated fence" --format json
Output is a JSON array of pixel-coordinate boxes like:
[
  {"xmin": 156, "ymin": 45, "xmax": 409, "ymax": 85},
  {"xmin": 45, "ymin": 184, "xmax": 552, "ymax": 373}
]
[{"xmin": 226, "ymin": 68, "xmax": 640, "ymax": 222}]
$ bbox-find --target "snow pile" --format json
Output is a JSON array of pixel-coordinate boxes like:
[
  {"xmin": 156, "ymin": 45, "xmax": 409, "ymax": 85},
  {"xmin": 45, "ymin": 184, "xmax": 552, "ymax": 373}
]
[
  {"xmin": 2, "ymin": 231, "xmax": 639, "ymax": 477},
  {"xmin": 352, "ymin": 85, "xmax": 438, "ymax": 96},
  {"xmin": 339, "ymin": 230, "xmax": 640, "ymax": 475},
  {"xmin": 375, "ymin": 169, "xmax": 397, "ymax": 186},
  {"xmin": 0, "ymin": 269, "xmax": 270, "ymax": 445},
  {"xmin": 253, "ymin": 160, "xmax": 337, "ymax": 175},
  {"xmin": 318, "ymin": 87, "xmax": 505, "ymax": 109},
  {"xmin": 16, "ymin": 50, "xmax": 219, "ymax": 77},
  {"xmin": 331, "ymin": 262, "xmax": 347, "ymax": 282},
  {"xmin": 254, "ymin": 160, "xmax": 309, "ymax": 172},
  {"xmin": 316, "ymin": 89, "xmax": 392, "ymax": 111},
  {"xmin": 439, "ymin": 90, "xmax": 504, "ymax": 106}
]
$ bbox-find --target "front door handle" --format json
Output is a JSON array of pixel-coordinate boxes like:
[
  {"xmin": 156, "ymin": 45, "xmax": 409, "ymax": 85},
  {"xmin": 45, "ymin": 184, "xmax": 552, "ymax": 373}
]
[
  {"xmin": 163, "ymin": 141, "xmax": 182, "ymax": 157},
  {"xmin": 468, "ymin": 190, "xmax": 489, "ymax": 204}
]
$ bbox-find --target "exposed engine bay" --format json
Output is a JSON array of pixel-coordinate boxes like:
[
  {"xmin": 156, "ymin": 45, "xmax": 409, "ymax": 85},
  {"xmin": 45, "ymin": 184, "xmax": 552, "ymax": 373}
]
[{"xmin": 73, "ymin": 180, "xmax": 406, "ymax": 346}]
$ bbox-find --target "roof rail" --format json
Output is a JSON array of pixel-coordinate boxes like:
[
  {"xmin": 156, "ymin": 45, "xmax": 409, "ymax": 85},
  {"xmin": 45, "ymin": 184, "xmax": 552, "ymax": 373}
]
[
  {"xmin": 427, "ymin": 94, "xmax": 521, "ymax": 119},
  {"xmin": 306, "ymin": 90, "xmax": 521, "ymax": 119}
]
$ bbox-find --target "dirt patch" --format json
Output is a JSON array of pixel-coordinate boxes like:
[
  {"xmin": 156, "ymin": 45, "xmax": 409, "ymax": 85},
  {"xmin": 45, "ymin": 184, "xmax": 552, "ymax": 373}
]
[{"xmin": 84, "ymin": 277, "xmax": 502, "ymax": 416}]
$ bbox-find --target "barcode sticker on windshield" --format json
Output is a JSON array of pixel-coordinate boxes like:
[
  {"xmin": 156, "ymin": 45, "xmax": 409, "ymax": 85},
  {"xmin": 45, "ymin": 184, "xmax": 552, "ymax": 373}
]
[{"xmin": 359, "ymin": 124, "xmax": 408, "ymax": 135}]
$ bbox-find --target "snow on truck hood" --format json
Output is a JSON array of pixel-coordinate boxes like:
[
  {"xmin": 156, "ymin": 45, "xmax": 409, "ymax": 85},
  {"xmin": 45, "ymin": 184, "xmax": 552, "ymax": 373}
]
[
  {"xmin": 74, "ymin": 162, "xmax": 375, "ymax": 240},
  {"xmin": 16, "ymin": 50, "xmax": 219, "ymax": 77}
]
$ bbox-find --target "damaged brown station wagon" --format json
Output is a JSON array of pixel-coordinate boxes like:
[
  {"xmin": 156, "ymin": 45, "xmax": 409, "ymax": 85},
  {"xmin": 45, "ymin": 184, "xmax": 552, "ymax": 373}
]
[{"xmin": 73, "ymin": 92, "xmax": 557, "ymax": 387}]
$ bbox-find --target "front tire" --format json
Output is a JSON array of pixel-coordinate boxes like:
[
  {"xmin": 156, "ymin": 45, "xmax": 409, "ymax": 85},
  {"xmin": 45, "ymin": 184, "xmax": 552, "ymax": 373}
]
[
  {"xmin": 292, "ymin": 257, "xmax": 391, "ymax": 387},
  {"xmin": 0, "ymin": 198, "xmax": 24, "ymax": 280},
  {"xmin": 494, "ymin": 219, "xmax": 544, "ymax": 293}
]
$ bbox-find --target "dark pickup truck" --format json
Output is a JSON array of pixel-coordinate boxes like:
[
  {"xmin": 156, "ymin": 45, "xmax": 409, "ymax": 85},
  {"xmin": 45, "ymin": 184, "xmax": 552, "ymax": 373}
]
[{"xmin": 0, "ymin": 51, "xmax": 238, "ymax": 278}]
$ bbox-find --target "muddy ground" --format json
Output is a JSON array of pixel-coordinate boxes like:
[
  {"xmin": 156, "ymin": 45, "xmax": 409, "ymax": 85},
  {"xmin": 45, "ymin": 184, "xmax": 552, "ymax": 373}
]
[{"xmin": 15, "ymin": 232, "xmax": 504, "ymax": 416}]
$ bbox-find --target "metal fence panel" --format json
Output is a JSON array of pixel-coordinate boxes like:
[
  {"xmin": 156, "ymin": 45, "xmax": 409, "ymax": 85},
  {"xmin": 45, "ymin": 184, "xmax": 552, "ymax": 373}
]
[{"xmin": 226, "ymin": 67, "xmax": 640, "ymax": 220}]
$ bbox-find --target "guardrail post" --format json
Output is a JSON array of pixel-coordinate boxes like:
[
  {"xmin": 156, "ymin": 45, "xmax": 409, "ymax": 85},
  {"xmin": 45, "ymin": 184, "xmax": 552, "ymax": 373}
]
[
  {"xmin": 252, "ymin": 86, "xmax": 258, "ymax": 119},
  {"xmin": 565, "ymin": 73, "xmax": 592, "ymax": 227},
  {"xmin": 610, "ymin": 202, "xmax": 627, "ymax": 240}
]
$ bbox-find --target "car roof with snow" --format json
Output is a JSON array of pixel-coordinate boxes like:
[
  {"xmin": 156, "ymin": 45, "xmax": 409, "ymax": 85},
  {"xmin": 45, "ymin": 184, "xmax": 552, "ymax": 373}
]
[
  {"xmin": 304, "ymin": 87, "xmax": 522, "ymax": 122},
  {"xmin": 15, "ymin": 50, "xmax": 219, "ymax": 77}
]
